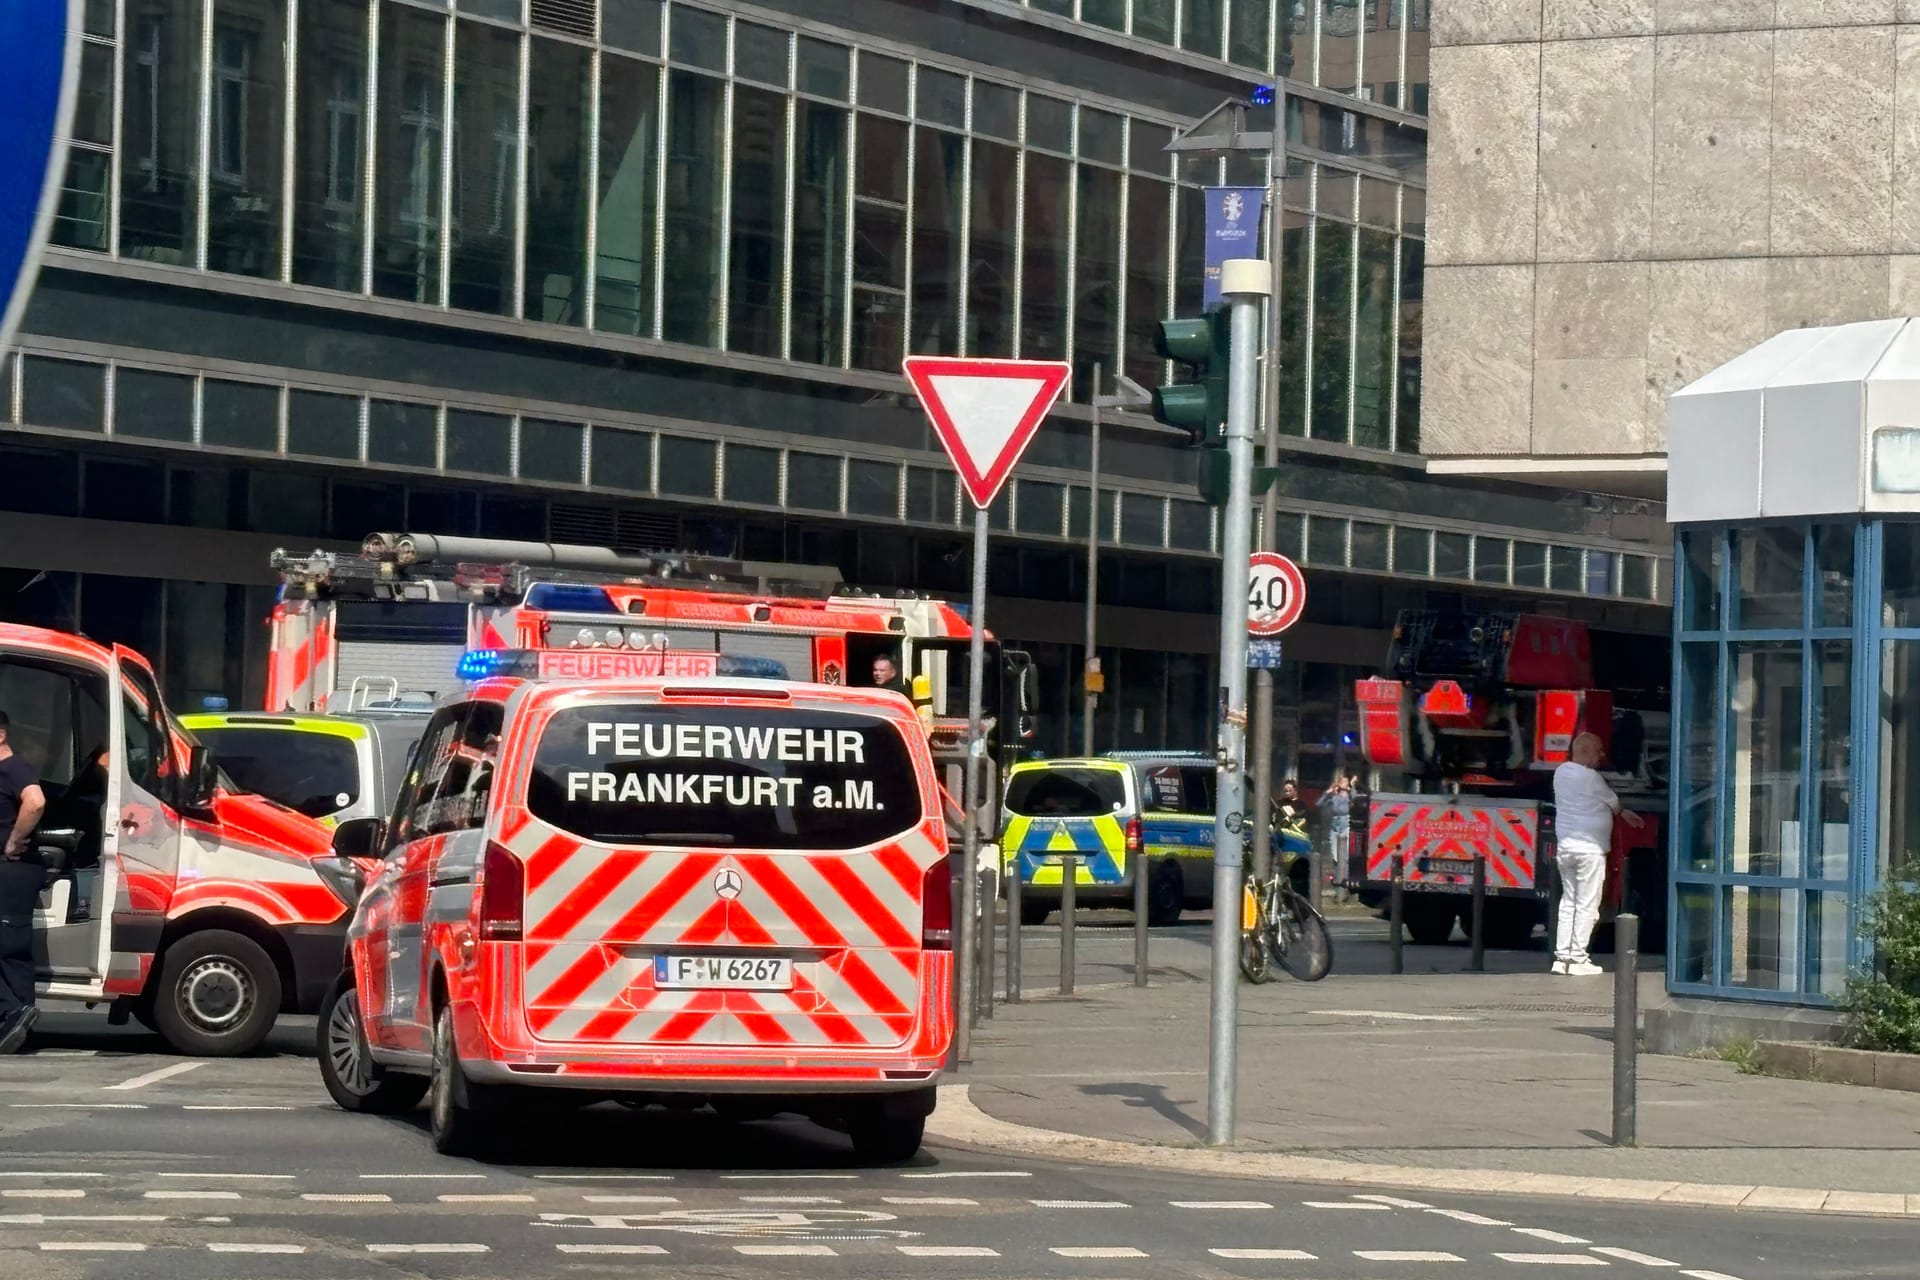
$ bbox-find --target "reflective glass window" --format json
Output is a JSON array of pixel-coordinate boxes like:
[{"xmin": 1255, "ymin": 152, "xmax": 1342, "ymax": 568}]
[
  {"xmin": 373, "ymin": 4, "xmax": 447, "ymax": 304},
  {"xmin": 1170, "ymin": 500, "xmax": 1212, "ymax": 552},
  {"xmin": 1278, "ymin": 211, "xmax": 1310, "ymax": 435},
  {"xmin": 974, "ymin": 82, "xmax": 1019, "ymax": 142},
  {"xmin": 1073, "ymin": 164, "xmax": 1123, "ymax": 398},
  {"xmin": 445, "ymin": 408, "xmax": 513, "ymax": 476},
  {"xmin": 52, "ymin": 39, "xmax": 113, "ymax": 249},
  {"xmin": 206, "ymin": 1, "xmax": 285, "ymax": 278},
  {"xmin": 1027, "ymin": 95, "xmax": 1072, "ymax": 154},
  {"xmin": 1396, "ymin": 236, "xmax": 1422, "ymax": 450},
  {"xmin": 287, "ymin": 389, "xmax": 360, "ymax": 460},
  {"xmin": 1681, "ymin": 530, "xmax": 1721, "ymax": 631},
  {"xmin": 797, "ymin": 38, "xmax": 849, "ymax": 101},
  {"xmin": 1725, "ymin": 885, "xmax": 1800, "ymax": 993},
  {"xmin": 591, "ymin": 427, "xmax": 653, "ymax": 493},
  {"xmin": 848, "ymin": 460, "xmax": 900, "ymax": 519},
  {"xmin": 448, "ymin": 21, "xmax": 520, "ymax": 315},
  {"xmin": 1728, "ymin": 642, "xmax": 1803, "ymax": 879},
  {"xmin": 1351, "ymin": 520, "xmax": 1388, "ymax": 570},
  {"xmin": 525, "ymin": 38, "xmax": 590, "ymax": 326},
  {"xmin": 367, "ymin": 400, "xmax": 438, "ymax": 468},
  {"xmin": 1474, "ymin": 537, "xmax": 1509, "ymax": 583},
  {"xmin": 968, "ymin": 139, "xmax": 1018, "ymax": 358},
  {"xmin": 595, "ymin": 54, "xmax": 660, "ymax": 336},
  {"xmin": 1079, "ymin": 109, "xmax": 1123, "ymax": 167},
  {"xmin": 1587, "ymin": 549, "xmax": 1616, "ymax": 595},
  {"xmin": 858, "ymin": 53, "xmax": 909, "ymax": 114},
  {"xmin": 1734, "ymin": 526, "xmax": 1803, "ymax": 629},
  {"xmin": 202, "ymin": 379, "xmax": 279, "ymax": 451},
  {"xmin": 1174, "ymin": 183, "xmax": 1203, "ymax": 315},
  {"xmin": 1018, "ymin": 482, "xmax": 1064, "ymax": 537},
  {"xmin": 1124, "ymin": 176, "xmax": 1171, "ymax": 390},
  {"xmin": 729, "ymin": 85, "xmax": 789, "ymax": 355},
  {"xmin": 1811, "ymin": 639, "xmax": 1851, "ymax": 881},
  {"xmin": 603, "ymin": 0, "xmax": 662, "ymax": 56},
  {"xmin": 115, "ymin": 368, "xmax": 194, "ymax": 443},
  {"xmin": 1021, "ymin": 152, "xmax": 1071, "ymax": 363},
  {"xmin": 1121, "ymin": 493, "xmax": 1164, "ymax": 547},
  {"xmin": 1672, "ymin": 883, "xmax": 1712, "ymax": 984},
  {"xmin": 668, "ymin": 4, "xmax": 725, "ymax": 71},
  {"xmin": 1307, "ymin": 515, "xmax": 1345, "ymax": 566},
  {"xmin": 905, "ymin": 467, "xmax": 952, "ymax": 524},
  {"xmin": 911, "ymin": 127, "xmax": 965, "ymax": 356},
  {"xmin": 724, "ymin": 444, "xmax": 780, "ymax": 505},
  {"xmin": 734, "ymin": 21, "xmax": 790, "ymax": 89},
  {"xmin": 1677, "ymin": 641, "xmax": 1718, "ymax": 873},
  {"xmin": 1881, "ymin": 638, "xmax": 1920, "ymax": 880},
  {"xmin": 1513, "ymin": 539, "xmax": 1547, "ymax": 588},
  {"xmin": 292, "ymin": 0, "xmax": 368, "ymax": 290},
  {"xmin": 658, "ymin": 435, "xmax": 717, "ymax": 497},
  {"xmin": 1228, "ymin": 0, "xmax": 1271, "ymax": 69},
  {"xmin": 1312, "ymin": 219, "xmax": 1353, "ymax": 442},
  {"xmin": 787, "ymin": 453, "xmax": 842, "ymax": 512},
  {"xmin": 24, "ymin": 358, "xmax": 105, "ymax": 433},
  {"xmin": 661, "ymin": 70, "xmax": 725, "ymax": 346},
  {"xmin": 519, "ymin": 418, "xmax": 583, "ymax": 484},
  {"xmin": 915, "ymin": 67, "xmax": 965, "ymax": 129},
  {"xmin": 1433, "ymin": 531, "xmax": 1469, "ymax": 580},
  {"xmin": 792, "ymin": 99, "xmax": 848, "ymax": 366},
  {"xmin": 851, "ymin": 113, "xmax": 908, "ymax": 371},
  {"xmin": 1815, "ymin": 523, "xmax": 1853, "ymax": 627},
  {"xmin": 1621, "ymin": 554, "xmax": 1654, "ymax": 600},
  {"xmin": 121, "ymin": 0, "xmax": 200, "ymax": 267},
  {"xmin": 1081, "ymin": 0, "xmax": 1125, "ymax": 30},
  {"xmin": 1353, "ymin": 227, "xmax": 1395, "ymax": 450},
  {"xmin": 1391, "ymin": 525, "xmax": 1428, "ymax": 576},
  {"xmin": 1134, "ymin": 0, "xmax": 1176, "ymax": 42},
  {"xmin": 1182, "ymin": 0, "xmax": 1224, "ymax": 58},
  {"xmin": 1318, "ymin": 0, "xmax": 1359, "ymax": 93}
]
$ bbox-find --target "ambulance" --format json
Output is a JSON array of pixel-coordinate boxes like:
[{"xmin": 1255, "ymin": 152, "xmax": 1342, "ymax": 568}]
[
  {"xmin": 316, "ymin": 646, "xmax": 954, "ymax": 1161},
  {"xmin": 0, "ymin": 624, "xmax": 348, "ymax": 1055}
]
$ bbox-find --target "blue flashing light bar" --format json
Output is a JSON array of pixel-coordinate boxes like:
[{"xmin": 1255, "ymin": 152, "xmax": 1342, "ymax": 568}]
[
  {"xmin": 524, "ymin": 582, "xmax": 619, "ymax": 614},
  {"xmin": 1249, "ymin": 83, "xmax": 1275, "ymax": 106},
  {"xmin": 201, "ymin": 696, "xmax": 230, "ymax": 711},
  {"xmin": 456, "ymin": 649, "xmax": 532, "ymax": 681}
]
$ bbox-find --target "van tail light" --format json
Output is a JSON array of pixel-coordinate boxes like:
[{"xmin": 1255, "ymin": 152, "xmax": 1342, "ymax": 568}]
[
  {"xmin": 479, "ymin": 842, "xmax": 525, "ymax": 941},
  {"xmin": 921, "ymin": 858, "xmax": 953, "ymax": 950},
  {"xmin": 1125, "ymin": 818, "xmax": 1142, "ymax": 855}
]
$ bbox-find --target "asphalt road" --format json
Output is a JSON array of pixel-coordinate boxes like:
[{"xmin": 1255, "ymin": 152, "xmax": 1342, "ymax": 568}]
[{"xmin": 2, "ymin": 1013, "xmax": 1914, "ymax": 1279}]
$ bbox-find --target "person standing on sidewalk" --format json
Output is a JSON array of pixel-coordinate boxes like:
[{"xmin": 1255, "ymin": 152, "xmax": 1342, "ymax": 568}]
[
  {"xmin": 1551, "ymin": 732, "xmax": 1642, "ymax": 976},
  {"xmin": 0, "ymin": 709, "xmax": 47, "ymax": 1053},
  {"xmin": 1316, "ymin": 771, "xmax": 1357, "ymax": 902}
]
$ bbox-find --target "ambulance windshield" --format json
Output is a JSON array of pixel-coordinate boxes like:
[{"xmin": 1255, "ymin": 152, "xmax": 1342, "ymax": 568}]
[
  {"xmin": 526, "ymin": 705, "xmax": 924, "ymax": 850},
  {"xmin": 1004, "ymin": 768, "xmax": 1127, "ymax": 818}
]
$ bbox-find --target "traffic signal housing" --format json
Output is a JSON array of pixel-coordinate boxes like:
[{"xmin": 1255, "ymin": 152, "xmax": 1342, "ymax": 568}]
[{"xmin": 1150, "ymin": 307, "xmax": 1231, "ymax": 448}]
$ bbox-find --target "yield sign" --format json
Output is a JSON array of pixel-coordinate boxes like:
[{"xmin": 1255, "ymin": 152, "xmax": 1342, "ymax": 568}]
[{"xmin": 902, "ymin": 357, "xmax": 1071, "ymax": 509}]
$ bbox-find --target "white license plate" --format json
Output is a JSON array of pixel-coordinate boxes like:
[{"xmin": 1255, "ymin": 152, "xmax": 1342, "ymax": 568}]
[
  {"xmin": 1428, "ymin": 859, "xmax": 1476, "ymax": 877},
  {"xmin": 653, "ymin": 955, "xmax": 794, "ymax": 991}
]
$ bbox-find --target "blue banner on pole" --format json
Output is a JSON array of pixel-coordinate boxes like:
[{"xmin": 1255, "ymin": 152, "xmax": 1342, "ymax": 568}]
[
  {"xmin": 1203, "ymin": 186, "xmax": 1266, "ymax": 310},
  {"xmin": 0, "ymin": 3, "xmax": 80, "ymax": 355}
]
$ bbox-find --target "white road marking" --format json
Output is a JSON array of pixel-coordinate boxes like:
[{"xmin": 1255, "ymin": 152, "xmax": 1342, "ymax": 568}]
[
  {"xmin": 302, "ymin": 1193, "xmax": 392, "ymax": 1203},
  {"xmin": 0, "ymin": 1214, "xmax": 168, "ymax": 1224},
  {"xmin": 536, "ymin": 1174, "xmax": 673, "ymax": 1181},
  {"xmin": 104, "ymin": 1062, "xmax": 203, "ymax": 1091},
  {"xmin": 1516, "ymin": 1229, "xmax": 1593, "ymax": 1245},
  {"xmin": 0, "ymin": 1173, "xmax": 104, "ymax": 1179},
  {"xmin": 882, "ymin": 1196, "xmax": 978, "ymax": 1206},
  {"xmin": 735, "ymin": 1244, "xmax": 838, "ymax": 1256},
  {"xmin": 902, "ymin": 1170, "xmax": 1031, "ymax": 1179},
  {"xmin": 362, "ymin": 1173, "xmax": 488, "ymax": 1180},
  {"xmin": 35, "ymin": 1049, "xmax": 97, "ymax": 1056},
  {"xmin": 557, "ymin": 1244, "xmax": 671, "ymax": 1255},
  {"xmin": 1356, "ymin": 1250, "xmax": 1466, "ymax": 1262},
  {"xmin": 39, "ymin": 1242, "xmax": 146, "ymax": 1252},
  {"xmin": 1172, "ymin": 1200, "xmax": 1272, "ymax": 1210},
  {"xmin": 1210, "ymin": 1248, "xmax": 1319, "ymax": 1261},
  {"xmin": 157, "ymin": 1172, "xmax": 293, "ymax": 1180},
  {"xmin": 583, "ymin": 1195, "xmax": 679, "ymax": 1205},
  {"xmin": 1428, "ymin": 1207, "xmax": 1513, "ymax": 1226},
  {"xmin": 1051, "ymin": 1246, "xmax": 1149, "ymax": 1258},
  {"xmin": 1031, "ymin": 1199, "xmax": 1128, "ymax": 1208},
  {"xmin": 1306, "ymin": 1200, "xmax": 1390, "ymax": 1210},
  {"xmin": 144, "ymin": 1190, "xmax": 241, "ymax": 1201},
  {"xmin": 208, "ymin": 1244, "xmax": 306, "ymax": 1255},
  {"xmin": 2, "ymin": 1190, "xmax": 85, "ymax": 1199},
  {"xmin": 898, "ymin": 1245, "xmax": 1001, "ymax": 1257},
  {"xmin": 438, "ymin": 1193, "xmax": 535, "ymax": 1203},
  {"xmin": 1309, "ymin": 1009, "xmax": 1475, "ymax": 1022},
  {"xmin": 1495, "ymin": 1254, "xmax": 1610, "ymax": 1266},
  {"xmin": 182, "ymin": 1105, "xmax": 297, "ymax": 1112},
  {"xmin": 8, "ymin": 1103, "xmax": 146, "ymax": 1109},
  {"xmin": 1354, "ymin": 1194, "xmax": 1434, "ymax": 1208},
  {"xmin": 1591, "ymin": 1247, "xmax": 1678, "ymax": 1267},
  {"xmin": 738, "ymin": 1195, "xmax": 842, "ymax": 1204},
  {"xmin": 366, "ymin": 1243, "xmax": 490, "ymax": 1254},
  {"xmin": 1680, "ymin": 1271, "xmax": 1747, "ymax": 1280},
  {"xmin": 722, "ymin": 1174, "xmax": 857, "ymax": 1181},
  {"xmin": 198, "ymin": 1217, "xmax": 232, "ymax": 1224}
]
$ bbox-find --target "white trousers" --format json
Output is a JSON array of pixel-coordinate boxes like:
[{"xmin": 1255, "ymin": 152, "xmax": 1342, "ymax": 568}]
[{"xmin": 1553, "ymin": 842, "xmax": 1606, "ymax": 964}]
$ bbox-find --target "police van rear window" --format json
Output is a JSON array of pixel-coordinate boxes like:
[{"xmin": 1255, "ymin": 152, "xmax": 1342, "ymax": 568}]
[
  {"xmin": 526, "ymin": 705, "xmax": 924, "ymax": 850},
  {"xmin": 1004, "ymin": 767, "xmax": 1127, "ymax": 818}
]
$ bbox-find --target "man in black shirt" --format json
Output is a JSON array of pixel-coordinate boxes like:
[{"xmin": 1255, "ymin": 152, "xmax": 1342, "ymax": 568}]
[
  {"xmin": 0, "ymin": 709, "xmax": 47, "ymax": 1054},
  {"xmin": 870, "ymin": 654, "xmax": 908, "ymax": 696}
]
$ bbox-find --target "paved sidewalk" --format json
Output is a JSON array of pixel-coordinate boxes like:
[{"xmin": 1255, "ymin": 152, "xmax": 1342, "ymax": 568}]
[{"xmin": 953, "ymin": 934, "xmax": 1920, "ymax": 1201}]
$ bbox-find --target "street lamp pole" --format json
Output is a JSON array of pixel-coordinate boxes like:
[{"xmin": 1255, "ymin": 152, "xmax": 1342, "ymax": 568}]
[
  {"xmin": 1084, "ymin": 370, "xmax": 1152, "ymax": 758},
  {"xmin": 1249, "ymin": 85, "xmax": 1288, "ymax": 888}
]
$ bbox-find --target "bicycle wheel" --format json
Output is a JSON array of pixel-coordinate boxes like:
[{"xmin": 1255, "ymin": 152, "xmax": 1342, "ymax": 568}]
[
  {"xmin": 1271, "ymin": 887, "xmax": 1334, "ymax": 982},
  {"xmin": 1238, "ymin": 883, "xmax": 1275, "ymax": 983}
]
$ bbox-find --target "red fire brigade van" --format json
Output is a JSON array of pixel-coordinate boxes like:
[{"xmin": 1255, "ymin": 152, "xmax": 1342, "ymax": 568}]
[
  {"xmin": 316, "ymin": 648, "xmax": 953, "ymax": 1161},
  {"xmin": 0, "ymin": 624, "xmax": 346, "ymax": 1055}
]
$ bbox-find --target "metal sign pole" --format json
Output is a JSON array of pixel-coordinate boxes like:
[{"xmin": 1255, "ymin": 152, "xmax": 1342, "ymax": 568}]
[
  {"xmin": 956, "ymin": 506, "xmax": 988, "ymax": 1061},
  {"xmin": 1084, "ymin": 362, "xmax": 1102, "ymax": 756},
  {"xmin": 1248, "ymin": 86, "xmax": 1288, "ymax": 889},
  {"xmin": 1207, "ymin": 260, "xmax": 1270, "ymax": 1147}
]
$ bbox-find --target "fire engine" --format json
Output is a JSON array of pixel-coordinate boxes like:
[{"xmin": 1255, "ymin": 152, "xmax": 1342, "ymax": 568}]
[
  {"xmin": 0, "ymin": 625, "xmax": 348, "ymax": 1056},
  {"xmin": 1345, "ymin": 610, "xmax": 1668, "ymax": 950},
  {"xmin": 267, "ymin": 533, "xmax": 1033, "ymax": 802}
]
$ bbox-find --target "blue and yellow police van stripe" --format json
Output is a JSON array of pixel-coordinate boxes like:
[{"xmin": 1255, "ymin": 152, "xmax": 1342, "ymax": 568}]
[{"xmin": 1003, "ymin": 811, "xmax": 1129, "ymax": 888}]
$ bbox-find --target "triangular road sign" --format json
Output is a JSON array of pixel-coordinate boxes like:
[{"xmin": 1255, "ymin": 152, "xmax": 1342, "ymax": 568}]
[{"xmin": 902, "ymin": 356, "xmax": 1071, "ymax": 509}]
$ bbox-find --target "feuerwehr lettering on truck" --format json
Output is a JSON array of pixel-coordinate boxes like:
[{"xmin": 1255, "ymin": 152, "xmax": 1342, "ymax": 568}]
[{"xmin": 565, "ymin": 721, "xmax": 883, "ymax": 813}]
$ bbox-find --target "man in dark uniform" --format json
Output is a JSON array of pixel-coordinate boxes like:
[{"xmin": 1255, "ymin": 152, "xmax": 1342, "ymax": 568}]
[
  {"xmin": 0, "ymin": 709, "xmax": 47, "ymax": 1054},
  {"xmin": 870, "ymin": 654, "xmax": 908, "ymax": 696}
]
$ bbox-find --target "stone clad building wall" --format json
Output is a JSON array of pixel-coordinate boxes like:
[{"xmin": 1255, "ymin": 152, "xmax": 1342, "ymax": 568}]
[{"xmin": 1425, "ymin": 3, "xmax": 1920, "ymax": 465}]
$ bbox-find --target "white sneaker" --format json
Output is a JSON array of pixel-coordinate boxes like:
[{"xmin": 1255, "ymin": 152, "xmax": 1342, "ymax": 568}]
[
  {"xmin": 1549, "ymin": 961, "xmax": 1570, "ymax": 975},
  {"xmin": 1566, "ymin": 961, "xmax": 1603, "ymax": 977}
]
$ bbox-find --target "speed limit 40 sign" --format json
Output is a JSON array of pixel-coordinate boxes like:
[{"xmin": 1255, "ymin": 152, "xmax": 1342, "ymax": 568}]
[{"xmin": 1248, "ymin": 551, "xmax": 1306, "ymax": 636}]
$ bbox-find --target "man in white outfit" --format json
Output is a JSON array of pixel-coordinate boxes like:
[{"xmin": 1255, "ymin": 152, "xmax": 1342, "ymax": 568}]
[{"xmin": 1550, "ymin": 733, "xmax": 1643, "ymax": 976}]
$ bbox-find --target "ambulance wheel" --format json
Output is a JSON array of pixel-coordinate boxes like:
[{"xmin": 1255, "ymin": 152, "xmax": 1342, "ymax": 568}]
[
  {"xmin": 428, "ymin": 1006, "xmax": 492, "ymax": 1158},
  {"xmin": 317, "ymin": 975, "xmax": 428, "ymax": 1115},
  {"xmin": 849, "ymin": 1113, "xmax": 925, "ymax": 1164},
  {"xmin": 1019, "ymin": 898, "xmax": 1051, "ymax": 926},
  {"xmin": 1403, "ymin": 900, "xmax": 1459, "ymax": 947},
  {"xmin": 151, "ymin": 930, "xmax": 282, "ymax": 1057},
  {"xmin": 1145, "ymin": 861, "xmax": 1184, "ymax": 926}
]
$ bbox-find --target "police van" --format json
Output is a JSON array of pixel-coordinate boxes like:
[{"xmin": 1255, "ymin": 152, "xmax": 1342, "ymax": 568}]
[{"xmin": 316, "ymin": 647, "xmax": 953, "ymax": 1161}]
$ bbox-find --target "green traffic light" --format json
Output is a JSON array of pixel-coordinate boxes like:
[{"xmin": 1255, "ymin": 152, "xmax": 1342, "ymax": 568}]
[{"xmin": 1150, "ymin": 307, "xmax": 1232, "ymax": 448}]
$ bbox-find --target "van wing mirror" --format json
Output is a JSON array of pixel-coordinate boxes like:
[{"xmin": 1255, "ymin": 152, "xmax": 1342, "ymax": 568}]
[
  {"xmin": 331, "ymin": 817, "xmax": 383, "ymax": 860},
  {"xmin": 185, "ymin": 743, "xmax": 220, "ymax": 809}
]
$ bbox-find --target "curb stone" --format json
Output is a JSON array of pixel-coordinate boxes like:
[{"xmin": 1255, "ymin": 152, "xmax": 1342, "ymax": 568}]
[{"xmin": 924, "ymin": 1084, "xmax": 1920, "ymax": 1220}]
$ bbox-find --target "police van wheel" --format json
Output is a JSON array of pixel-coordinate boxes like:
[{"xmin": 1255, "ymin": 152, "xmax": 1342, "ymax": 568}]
[
  {"xmin": 317, "ymin": 975, "xmax": 429, "ymax": 1115},
  {"xmin": 1145, "ymin": 862, "xmax": 1184, "ymax": 927},
  {"xmin": 849, "ymin": 1113, "xmax": 925, "ymax": 1164},
  {"xmin": 428, "ymin": 1007, "xmax": 489, "ymax": 1158},
  {"xmin": 151, "ymin": 930, "xmax": 282, "ymax": 1057}
]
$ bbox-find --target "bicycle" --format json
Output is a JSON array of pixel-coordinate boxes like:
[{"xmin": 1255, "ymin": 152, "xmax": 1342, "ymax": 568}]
[{"xmin": 1240, "ymin": 833, "xmax": 1334, "ymax": 984}]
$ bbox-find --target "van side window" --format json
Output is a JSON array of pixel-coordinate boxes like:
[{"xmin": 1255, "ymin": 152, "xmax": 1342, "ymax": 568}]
[
  {"xmin": 433, "ymin": 701, "xmax": 504, "ymax": 833},
  {"xmin": 121, "ymin": 674, "xmax": 174, "ymax": 805},
  {"xmin": 386, "ymin": 705, "xmax": 465, "ymax": 850},
  {"xmin": 1179, "ymin": 768, "xmax": 1215, "ymax": 815},
  {"xmin": 1141, "ymin": 766, "xmax": 1184, "ymax": 813}
]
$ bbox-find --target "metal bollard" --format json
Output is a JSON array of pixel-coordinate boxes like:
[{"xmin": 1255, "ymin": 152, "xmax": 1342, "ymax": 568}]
[
  {"xmin": 1132, "ymin": 854, "xmax": 1150, "ymax": 988},
  {"xmin": 1470, "ymin": 854, "xmax": 1487, "ymax": 973},
  {"xmin": 1006, "ymin": 857, "xmax": 1023, "ymax": 1004},
  {"xmin": 1308, "ymin": 847, "xmax": 1324, "ymax": 913},
  {"xmin": 1612, "ymin": 912, "xmax": 1639, "ymax": 1147},
  {"xmin": 1388, "ymin": 854, "xmax": 1405, "ymax": 975},
  {"xmin": 979, "ymin": 869, "xmax": 995, "ymax": 1020},
  {"xmin": 1060, "ymin": 854, "xmax": 1077, "ymax": 996}
]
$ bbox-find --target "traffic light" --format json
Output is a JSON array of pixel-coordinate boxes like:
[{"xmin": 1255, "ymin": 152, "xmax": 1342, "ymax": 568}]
[{"xmin": 1150, "ymin": 307, "xmax": 1231, "ymax": 448}]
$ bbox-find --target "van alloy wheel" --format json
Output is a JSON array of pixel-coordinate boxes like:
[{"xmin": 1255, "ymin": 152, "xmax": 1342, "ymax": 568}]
[
  {"xmin": 326, "ymin": 990, "xmax": 374, "ymax": 1097},
  {"xmin": 177, "ymin": 955, "xmax": 253, "ymax": 1032}
]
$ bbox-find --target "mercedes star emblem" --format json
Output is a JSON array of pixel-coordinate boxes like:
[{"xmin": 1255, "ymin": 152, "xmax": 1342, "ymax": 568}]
[{"xmin": 713, "ymin": 867, "xmax": 744, "ymax": 901}]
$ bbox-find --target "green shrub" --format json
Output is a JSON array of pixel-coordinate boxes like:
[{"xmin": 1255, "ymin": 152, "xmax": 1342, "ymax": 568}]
[{"xmin": 1839, "ymin": 881, "xmax": 1920, "ymax": 1055}]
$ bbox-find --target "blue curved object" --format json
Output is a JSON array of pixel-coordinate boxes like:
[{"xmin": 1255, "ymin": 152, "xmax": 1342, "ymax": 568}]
[{"xmin": 0, "ymin": 3, "xmax": 79, "ymax": 354}]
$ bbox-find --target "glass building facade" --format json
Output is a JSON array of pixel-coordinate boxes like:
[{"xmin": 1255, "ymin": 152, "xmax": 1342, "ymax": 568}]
[{"xmin": 7, "ymin": 0, "xmax": 1661, "ymax": 781}]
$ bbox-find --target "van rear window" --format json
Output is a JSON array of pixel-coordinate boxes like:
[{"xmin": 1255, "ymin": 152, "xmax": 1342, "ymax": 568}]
[
  {"xmin": 526, "ymin": 705, "xmax": 924, "ymax": 849},
  {"xmin": 1004, "ymin": 768, "xmax": 1127, "ymax": 818}
]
